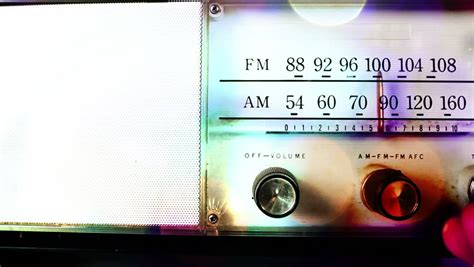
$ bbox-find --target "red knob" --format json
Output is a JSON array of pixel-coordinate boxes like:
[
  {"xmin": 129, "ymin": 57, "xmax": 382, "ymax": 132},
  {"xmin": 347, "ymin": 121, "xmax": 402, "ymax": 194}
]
[{"xmin": 362, "ymin": 169, "xmax": 421, "ymax": 220}]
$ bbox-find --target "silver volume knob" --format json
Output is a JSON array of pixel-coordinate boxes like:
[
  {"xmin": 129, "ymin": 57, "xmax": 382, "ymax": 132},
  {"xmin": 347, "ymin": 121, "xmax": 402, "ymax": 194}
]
[{"xmin": 253, "ymin": 167, "xmax": 299, "ymax": 218}]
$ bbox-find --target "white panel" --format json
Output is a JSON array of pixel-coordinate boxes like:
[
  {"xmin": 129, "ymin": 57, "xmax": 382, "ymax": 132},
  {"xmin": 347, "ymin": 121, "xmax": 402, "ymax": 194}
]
[{"xmin": 0, "ymin": 3, "xmax": 202, "ymax": 226}]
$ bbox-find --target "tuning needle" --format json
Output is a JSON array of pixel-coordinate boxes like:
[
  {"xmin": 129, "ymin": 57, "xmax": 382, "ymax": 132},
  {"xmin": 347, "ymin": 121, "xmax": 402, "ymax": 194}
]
[{"xmin": 376, "ymin": 71, "xmax": 385, "ymax": 132}]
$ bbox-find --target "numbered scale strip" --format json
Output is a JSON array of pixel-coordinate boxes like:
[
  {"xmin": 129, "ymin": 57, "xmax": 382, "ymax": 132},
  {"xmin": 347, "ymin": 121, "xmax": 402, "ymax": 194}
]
[
  {"xmin": 217, "ymin": 78, "xmax": 474, "ymax": 134},
  {"xmin": 238, "ymin": 57, "xmax": 463, "ymax": 78},
  {"xmin": 218, "ymin": 117, "xmax": 474, "ymax": 134}
]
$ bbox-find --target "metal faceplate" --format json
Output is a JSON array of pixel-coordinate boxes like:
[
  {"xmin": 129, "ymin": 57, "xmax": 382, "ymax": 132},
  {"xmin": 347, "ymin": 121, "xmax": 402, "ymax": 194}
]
[{"xmin": 205, "ymin": 1, "xmax": 474, "ymax": 234}]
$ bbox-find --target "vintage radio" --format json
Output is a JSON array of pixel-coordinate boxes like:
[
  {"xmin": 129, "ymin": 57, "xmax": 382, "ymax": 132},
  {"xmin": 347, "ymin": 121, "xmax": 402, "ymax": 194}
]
[{"xmin": 0, "ymin": 0, "xmax": 472, "ymax": 254}]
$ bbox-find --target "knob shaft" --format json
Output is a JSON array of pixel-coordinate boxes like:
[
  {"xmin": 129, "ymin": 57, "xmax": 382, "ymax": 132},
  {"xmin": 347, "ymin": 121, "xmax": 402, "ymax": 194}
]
[
  {"xmin": 361, "ymin": 169, "xmax": 421, "ymax": 220},
  {"xmin": 253, "ymin": 167, "xmax": 299, "ymax": 218}
]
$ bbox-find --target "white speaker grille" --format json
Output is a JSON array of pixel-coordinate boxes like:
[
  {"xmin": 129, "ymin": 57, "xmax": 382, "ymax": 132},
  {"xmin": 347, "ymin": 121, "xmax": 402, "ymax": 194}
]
[{"xmin": 0, "ymin": 3, "xmax": 202, "ymax": 227}]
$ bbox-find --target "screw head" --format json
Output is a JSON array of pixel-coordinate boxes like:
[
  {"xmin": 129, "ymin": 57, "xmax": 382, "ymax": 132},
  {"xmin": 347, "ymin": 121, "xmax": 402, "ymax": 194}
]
[
  {"xmin": 208, "ymin": 213, "xmax": 219, "ymax": 224},
  {"xmin": 209, "ymin": 3, "xmax": 223, "ymax": 17}
]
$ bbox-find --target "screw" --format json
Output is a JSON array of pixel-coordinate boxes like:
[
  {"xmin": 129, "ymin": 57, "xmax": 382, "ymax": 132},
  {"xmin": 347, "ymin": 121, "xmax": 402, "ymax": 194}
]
[
  {"xmin": 209, "ymin": 3, "xmax": 223, "ymax": 17},
  {"xmin": 208, "ymin": 213, "xmax": 219, "ymax": 224}
]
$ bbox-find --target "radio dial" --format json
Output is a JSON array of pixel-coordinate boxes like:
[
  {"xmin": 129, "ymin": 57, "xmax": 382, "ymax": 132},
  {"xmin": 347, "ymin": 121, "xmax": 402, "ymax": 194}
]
[
  {"xmin": 253, "ymin": 167, "xmax": 299, "ymax": 218},
  {"xmin": 362, "ymin": 169, "xmax": 421, "ymax": 220}
]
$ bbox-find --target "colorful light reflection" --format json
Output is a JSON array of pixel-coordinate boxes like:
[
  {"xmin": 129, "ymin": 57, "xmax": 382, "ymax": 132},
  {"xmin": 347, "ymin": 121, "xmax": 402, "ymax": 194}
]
[{"xmin": 289, "ymin": 0, "xmax": 367, "ymax": 27}]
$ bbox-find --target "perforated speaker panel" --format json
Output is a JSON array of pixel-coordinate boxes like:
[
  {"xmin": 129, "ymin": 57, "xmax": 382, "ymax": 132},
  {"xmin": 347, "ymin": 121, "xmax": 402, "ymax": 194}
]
[{"xmin": 0, "ymin": 3, "xmax": 202, "ymax": 227}]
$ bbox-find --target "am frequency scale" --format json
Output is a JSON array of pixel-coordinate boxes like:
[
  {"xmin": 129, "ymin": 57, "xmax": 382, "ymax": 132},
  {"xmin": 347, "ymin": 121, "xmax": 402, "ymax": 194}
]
[{"xmin": 205, "ymin": 1, "xmax": 474, "ymax": 234}]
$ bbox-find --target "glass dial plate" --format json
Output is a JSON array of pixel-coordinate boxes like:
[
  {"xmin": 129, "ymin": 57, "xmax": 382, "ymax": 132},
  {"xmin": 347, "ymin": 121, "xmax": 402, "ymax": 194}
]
[{"xmin": 207, "ymin": 3, "xmax": 474, "ymax": 134}]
